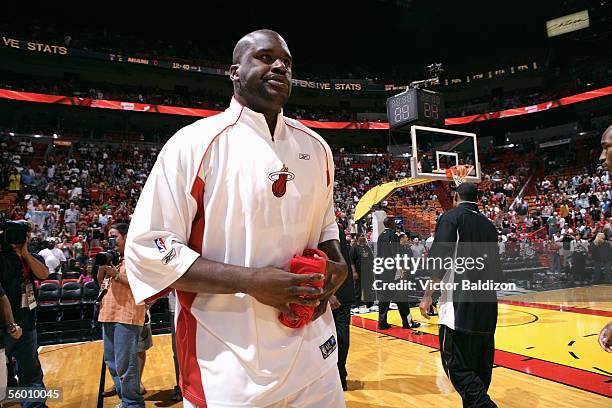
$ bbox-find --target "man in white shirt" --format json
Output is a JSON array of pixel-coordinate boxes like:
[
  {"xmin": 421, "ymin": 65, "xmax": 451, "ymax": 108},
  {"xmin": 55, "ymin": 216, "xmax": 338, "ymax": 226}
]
[
  {"xmin": 69, "ymin": 184, "xmax": 82, "ymax": 201},
  {"xmin": 125, "ymin": 30, "xmax": 347, "ymax": 408},
  {"xmin": 411, "ymin": 238, "xmax": 426, "ymax": 259},
  {"xmin": 64, "ymin": 202, "xmax": 80, "ymax": 237},
  {"xmin": 559, "ymin": 216, "xmax": 566, "ymax": 231},
  {"xmin": 99, "ymin": 211, "xmax": 109, "ymax": 228},
  {"xmin": 425, "ymin": 232, "xmax": 435, "ymax": 251},
  {"xmin": 38, "ymin": 240, "xmax": 66, "ymax": 273},
  {"xmin": 371, "ymin": 206, "xmax": 387, "ymax": 251}
]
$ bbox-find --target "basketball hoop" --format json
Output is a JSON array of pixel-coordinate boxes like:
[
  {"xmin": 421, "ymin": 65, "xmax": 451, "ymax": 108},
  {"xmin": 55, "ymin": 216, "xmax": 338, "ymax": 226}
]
[{"xmin": 445, "ymin": 164, "xmax": 474, "ymax": 186}]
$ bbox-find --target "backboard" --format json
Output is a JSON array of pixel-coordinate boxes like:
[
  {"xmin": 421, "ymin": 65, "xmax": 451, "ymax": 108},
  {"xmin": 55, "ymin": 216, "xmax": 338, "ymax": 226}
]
[{"xmin": 410, "ymin": 125, "xmax": 481, "ymax": 182}]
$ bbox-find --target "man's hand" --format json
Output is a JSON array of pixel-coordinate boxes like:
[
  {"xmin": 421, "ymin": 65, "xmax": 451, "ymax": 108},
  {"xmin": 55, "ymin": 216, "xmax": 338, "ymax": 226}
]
[
  {"xmin": 12, "ymin": 239, "xmax": 30, "ymax": 258},
  {"xmin": 329, "ymin": 295, "xmax": 341, "ymax": 310},
  {"xmin": 419, "ymin": 295, "xmax": 433, "ymax": 320},
  {"xmin": 101, "ymin": 265, "xmax": 119, "ymax": 278},
  {"xmin": 599, "ymin": 321, "xmax": 612, "ymax": 352},
  {"xmin": 16, "ymin": 238, "xmax": 49, "ymax": 279},
  {"xmin": 8, "ymin": 325, "xmax": 22, "ymax": 340},
  {"xmin": 352, "ymin": 270, "xmax": 359, "ymax": 281},
  {"xmin": 311, "ymin": 258, "xmax": 348, "ymax": 321},
  {"xmin": 246, "ymin": 267, "xmax": 324, "ymax": 320},
  {"xmin": 19, "ymin": 243, "xmax": 29, "ymax": 258}
]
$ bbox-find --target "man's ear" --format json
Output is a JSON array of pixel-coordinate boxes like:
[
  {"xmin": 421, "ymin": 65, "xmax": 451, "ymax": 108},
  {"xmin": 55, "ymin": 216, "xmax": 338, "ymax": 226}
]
[{"xmin": 229, "ymin": 64, "xmax": 239, "ymax": 82}]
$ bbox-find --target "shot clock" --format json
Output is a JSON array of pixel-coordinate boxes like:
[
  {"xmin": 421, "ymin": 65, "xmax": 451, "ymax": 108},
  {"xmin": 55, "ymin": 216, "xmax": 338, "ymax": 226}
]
[{"xmin": 386, "ymin": 88, "xmax": 445, "ymax": 129}]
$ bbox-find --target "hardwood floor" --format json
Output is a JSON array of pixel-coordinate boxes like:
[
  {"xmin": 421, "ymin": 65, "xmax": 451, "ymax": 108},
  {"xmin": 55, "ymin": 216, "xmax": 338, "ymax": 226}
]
[{"xmin": 34, "ymin": 286, "xmax": 611, "ymax": 407}]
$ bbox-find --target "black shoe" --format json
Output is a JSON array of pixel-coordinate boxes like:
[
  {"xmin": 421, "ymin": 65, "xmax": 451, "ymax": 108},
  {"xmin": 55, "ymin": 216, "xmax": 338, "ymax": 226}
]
[
  {"xmin": 378, "ymin": 322, "xmax": 391, "ymax": 330},
  {"xmin": 103, "ymin": 386, "xmax": 117, "ymax": 397},
  {"xmin": 172, "ymin": 385, "xmax": 183, "ymax": 402},
  {"xmin": 403, "ymin": 321, "xmax": 421, "ymax": 329}
]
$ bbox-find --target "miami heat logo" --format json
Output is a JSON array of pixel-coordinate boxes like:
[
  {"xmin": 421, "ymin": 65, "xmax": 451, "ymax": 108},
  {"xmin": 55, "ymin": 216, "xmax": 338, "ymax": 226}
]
[{"xmin": 268, "ymin": 165, "xmax": 295, "ymax": 198}]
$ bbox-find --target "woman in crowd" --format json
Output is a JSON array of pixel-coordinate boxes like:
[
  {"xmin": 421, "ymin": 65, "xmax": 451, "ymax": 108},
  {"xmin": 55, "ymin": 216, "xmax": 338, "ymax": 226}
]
[
  {"xmin": 78, "ymin": 261, "xmax": 95, "ymax": 285},
  {"xmin": 56, "ymin": 237, "xmax": 72, "ymax": 261}
]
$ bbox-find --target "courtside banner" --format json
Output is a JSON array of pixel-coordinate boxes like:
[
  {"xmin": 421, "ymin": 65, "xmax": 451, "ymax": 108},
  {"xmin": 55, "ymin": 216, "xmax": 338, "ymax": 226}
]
[
  {"xmin": 0, "ymin": 89, "xmax": 222, "ymax": 117},
  {"xmin": 444, "ymin": 85, "xmax": 612, "ymax": 125},
  {"xmin": 0, "ymin": 86, "xmax": 610, "ymax": 128}
]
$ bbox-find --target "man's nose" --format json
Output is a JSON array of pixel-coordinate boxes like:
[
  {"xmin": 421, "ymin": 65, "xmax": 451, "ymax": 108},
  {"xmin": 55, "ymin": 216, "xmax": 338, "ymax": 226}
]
[{"xmin": 271, "ymin": 59, "xmax": 288, "ymax": 73}]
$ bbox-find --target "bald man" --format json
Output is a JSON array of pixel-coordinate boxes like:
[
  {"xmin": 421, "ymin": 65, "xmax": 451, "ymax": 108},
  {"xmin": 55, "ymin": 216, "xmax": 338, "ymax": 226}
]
[
  {"xmin": 598, "ymin": 125, "xmax": 612, "ymax": 353},
  {"xmin": 125, "ymin": 30, "xmax": 347, "ymax": 407}
]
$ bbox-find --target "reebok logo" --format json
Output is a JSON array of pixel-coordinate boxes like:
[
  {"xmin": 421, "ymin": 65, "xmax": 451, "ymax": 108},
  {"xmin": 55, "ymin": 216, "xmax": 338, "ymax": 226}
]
[{"xmin": 161, "ymin": 248, "xmax": 177, "ymax": 265}]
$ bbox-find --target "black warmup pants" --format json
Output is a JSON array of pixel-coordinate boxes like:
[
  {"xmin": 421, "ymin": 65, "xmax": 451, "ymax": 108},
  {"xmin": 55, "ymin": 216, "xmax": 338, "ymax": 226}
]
[
  {"xmin": 572, "ymin": 254, "xmax": 586, "ymax": 281},
  {"xmin": 354, "ymin": 277, "xmax": 373, "ymax": 307},
  {"xmin": 439, "ymin": 325, "xmax": 497, "ymax": 408},
  {"xmin": 332, "ymin": 304, "xmax": 351, "ymax": 389},
  {"xmin": 378, "ymin": 301, "xmax": 412, "ymax": 326},
  {"xmin": 376, "ymin": 273, "xmax": 412, "ymax": 326}
]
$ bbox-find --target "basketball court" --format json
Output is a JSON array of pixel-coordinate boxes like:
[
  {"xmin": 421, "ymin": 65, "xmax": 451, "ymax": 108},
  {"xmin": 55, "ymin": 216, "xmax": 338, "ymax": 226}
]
[{"xmin": 34, "ymin": 285, "xmax": 610, "ymax": 406}]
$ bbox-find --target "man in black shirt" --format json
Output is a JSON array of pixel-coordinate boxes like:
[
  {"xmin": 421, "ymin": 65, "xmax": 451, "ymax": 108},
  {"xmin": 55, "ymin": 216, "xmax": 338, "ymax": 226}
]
[
  {"xmin": 330, "ymin": 222, "xmax": 355, "ymax": 391},
  {"xmin": 376, "ymin": 218, "xmax": 417, "ymax": 330},
  {"xmin": 419, "ymin": 183, "xmax": 500, "ymax": 407},
  {"xmin": 0, "ymin": 221, "xmax": 49, "ymax": 408},
  {"xmin": 349, "ymin": 234, "xmax": 374, "ymax": 309},
  {"xmin": 89, "ymin": 216, "xmax": 104, "ymax": 246}
]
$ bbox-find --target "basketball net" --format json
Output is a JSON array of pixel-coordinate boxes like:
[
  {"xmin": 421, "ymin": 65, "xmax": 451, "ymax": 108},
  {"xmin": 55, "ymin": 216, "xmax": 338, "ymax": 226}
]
[{"xmin": 445, "ymin": 164, "xmax": 474, "ymax": 187}]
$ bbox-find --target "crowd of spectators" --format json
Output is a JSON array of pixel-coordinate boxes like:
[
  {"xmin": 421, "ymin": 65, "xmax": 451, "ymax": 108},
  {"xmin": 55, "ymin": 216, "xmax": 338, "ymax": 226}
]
[
  {"xmin": 499, "ymin": 173, "xmax": 612, "ymax": 284},
  {"xmin": 0, "ymin": 137, "xmax": 157, "ymax": 269},
  {"xmin": 1, "ymin": 127, "xmax": 610, "ymax": 285},
  {"xmin": 531, "ymin": 165, "xmax": 612, "ymax": 235}
]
